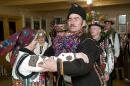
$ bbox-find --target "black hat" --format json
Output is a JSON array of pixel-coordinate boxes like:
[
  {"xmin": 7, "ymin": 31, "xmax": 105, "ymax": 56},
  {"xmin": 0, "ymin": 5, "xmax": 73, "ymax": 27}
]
[
  {"xmin": 104, "ymin": 20, "xmax": 114, "ymax": 25},
  {"xmin": 67, "ymin": 3, "xmax": 86, "ymax": 20},
  {"xmin": 89, "ymin": 21, "xmax": 103, "ymax": 29}
]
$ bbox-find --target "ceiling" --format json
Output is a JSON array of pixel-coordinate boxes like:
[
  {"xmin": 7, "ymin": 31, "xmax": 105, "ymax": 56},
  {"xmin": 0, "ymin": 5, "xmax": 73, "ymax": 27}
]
[{"xmin": 0, "ymin": 0, "xmax": 130, "ymax": 12}]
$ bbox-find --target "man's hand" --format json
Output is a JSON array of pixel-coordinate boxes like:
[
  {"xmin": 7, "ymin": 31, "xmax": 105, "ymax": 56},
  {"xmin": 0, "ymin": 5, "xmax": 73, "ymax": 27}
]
[{"xmin": 38, "ymin": 58, "xmax": 57, "ymax": 72}]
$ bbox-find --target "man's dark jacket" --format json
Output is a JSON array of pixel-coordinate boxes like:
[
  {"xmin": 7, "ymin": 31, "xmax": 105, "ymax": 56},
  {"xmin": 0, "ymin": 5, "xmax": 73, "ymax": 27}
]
[{"xmin": 44, "ymin": 33, "xmax": 102, "ymax": 86}]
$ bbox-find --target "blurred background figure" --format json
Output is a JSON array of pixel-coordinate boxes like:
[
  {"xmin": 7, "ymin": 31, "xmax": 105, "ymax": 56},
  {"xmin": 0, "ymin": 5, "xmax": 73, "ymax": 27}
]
[
  {"xmin": 33, "ymin": 29, "xmax": 53, "ymax": 86},
  {"xmin": 50, "ymin": 18, "xmax": 67, "ymax": 39},
  {"xmin": 123, "ymin": 20, "xmax": 130, "ymax": 82},
  {"xmin": 34, "ymin": 29, "xmax": 51, "ymax": 56},
  {"xmin": 103, "ymin": 19, "xmax": 120, "ymax": 86}
]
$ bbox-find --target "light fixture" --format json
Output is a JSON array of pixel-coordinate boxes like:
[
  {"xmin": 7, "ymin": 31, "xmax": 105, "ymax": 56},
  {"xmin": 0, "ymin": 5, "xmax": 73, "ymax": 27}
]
[{"xmin": 86, "ymin": 0, "xmax": 93, "ymax": 5}]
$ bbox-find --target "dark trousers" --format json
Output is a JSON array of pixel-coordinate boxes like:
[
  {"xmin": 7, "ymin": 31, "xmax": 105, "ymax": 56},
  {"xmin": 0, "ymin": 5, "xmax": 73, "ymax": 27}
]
[{"xmin": 107, "ymin": 73, "xmax": 113, "ymax": 86}]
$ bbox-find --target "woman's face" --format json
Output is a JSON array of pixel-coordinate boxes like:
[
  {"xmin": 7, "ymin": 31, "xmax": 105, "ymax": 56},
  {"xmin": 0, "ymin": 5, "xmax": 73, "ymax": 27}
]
[
  {"xmin": 37, "ymin": 36, "xmax": 45, "ymax": 44},
  {"xmin": 67, "ymin": 14, "xmax": 84, "ymax": 32}
]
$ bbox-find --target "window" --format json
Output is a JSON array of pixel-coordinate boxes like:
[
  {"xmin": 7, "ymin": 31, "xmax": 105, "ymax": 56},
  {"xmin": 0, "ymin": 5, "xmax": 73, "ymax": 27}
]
[
  {"xmin": 33, "ymin": 19, "xmax": 40, "ymax": 30},
  {"xmin": 118, "ymin": 15, "xmax": 127, "ymax": 33},
  {"xmin": 25, "ymin": 17, "xmax": 31, "ymax": 28},
  {"xmin": 41, "ymin": 19, "xmax": 46, "ymax": 30},
  {"xmin": 53, "ymin": 17, "xmax": 62, "ymax": 24}
]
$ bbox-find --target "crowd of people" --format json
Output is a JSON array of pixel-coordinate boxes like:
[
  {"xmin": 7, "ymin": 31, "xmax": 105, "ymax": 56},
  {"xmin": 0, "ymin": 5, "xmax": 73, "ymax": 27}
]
[{"xmin": 0, "ymin": 3, "xmax": 128, "ymax": 86}]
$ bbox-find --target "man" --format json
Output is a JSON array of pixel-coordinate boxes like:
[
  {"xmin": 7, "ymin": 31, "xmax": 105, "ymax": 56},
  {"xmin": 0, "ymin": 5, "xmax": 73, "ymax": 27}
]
[
  {"xmin": 39, "ymin": 3, "xmax": 103, "ymax": 86},
  {"xmin": 104, "ymin": 20, "xmax": 120, "ymax": 61},
  {"xmin": 89, "ymin": 22, "xmax": 103, "ymax": 40},
  {"xmin": 89, "ymin": 22, "xmax": 114, "ymax": 86},
  {"xmin": 104, "ymin": 20, "xmax": 120, "ymax": 86}
]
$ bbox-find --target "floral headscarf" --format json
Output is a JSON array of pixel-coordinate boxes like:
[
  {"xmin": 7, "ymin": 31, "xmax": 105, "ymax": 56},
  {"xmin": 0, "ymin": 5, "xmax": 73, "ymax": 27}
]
[{"xmin": 0, "ymin": 28, "xmax": 36, "ymax": 65}]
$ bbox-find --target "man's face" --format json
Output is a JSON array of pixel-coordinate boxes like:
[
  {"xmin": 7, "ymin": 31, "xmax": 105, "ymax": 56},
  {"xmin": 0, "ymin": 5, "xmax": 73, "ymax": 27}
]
[
  {"xmin": 67, "ymin": 14, "xmax": 84, "ymax": 32},
  {"xmin": 89, "ymin": 25, "xmax": 101, "ymax": 38},
  {"xmin": 104, "ymin": 22, "xmax": 112, "ymax": 30}
]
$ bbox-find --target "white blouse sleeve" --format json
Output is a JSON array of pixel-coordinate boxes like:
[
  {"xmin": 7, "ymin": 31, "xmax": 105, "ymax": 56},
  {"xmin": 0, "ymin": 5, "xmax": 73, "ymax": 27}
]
[{"xmin": 19, "ymin": 55, "xmax": 45, "ymax": 76}]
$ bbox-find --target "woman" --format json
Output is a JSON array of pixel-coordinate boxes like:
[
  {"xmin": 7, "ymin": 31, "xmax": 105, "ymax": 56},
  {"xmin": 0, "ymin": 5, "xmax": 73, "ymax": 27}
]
[
  {"xmin": 12, "ymin": 29, "xmax": 47, "ymax": 86},
  {"xmin": 34, "ymin": 29, "xmax": 52, "ymax": 86},
  {"xmin": 34, "ymin": 29, "xmax": 50, "ymax": 56}
]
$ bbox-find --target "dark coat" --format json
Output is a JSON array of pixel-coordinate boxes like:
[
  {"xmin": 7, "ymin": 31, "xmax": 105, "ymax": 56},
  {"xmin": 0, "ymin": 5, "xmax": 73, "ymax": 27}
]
[
  {"xmin": 44, "ymin": 33, "xmax": 102, "ymax": 86},
  {"xmin": 63, "ymin": 33, "xmax": 102, "ymax": 86}
]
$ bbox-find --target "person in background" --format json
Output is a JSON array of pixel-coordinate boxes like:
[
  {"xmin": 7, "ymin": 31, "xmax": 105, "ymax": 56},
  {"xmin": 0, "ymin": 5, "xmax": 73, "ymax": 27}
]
[
  {"xmin": 39, "ymin": 3, "xmax": 103, "ymax": 86},
  {"xmin": 46, "ymin": 17, "xmax": 68, "ymax": 86},
  {"xmin": 34, "ymin": 29, "xmax": 53, "ymax": 86},
  {"xmin": 123, "ymin": 20, "xmax": 130, "ymax": 82},
  {"xmin": 104, "ymin": 20, "xmax": 120, "ymax": 63},
  {"xmin": 34, "ymin": 29, "xmax": 51, "ymax": 56},
  {"xmin": 89, "ymin": 21, "xmax": 114, "ymax": 86},
  {"xmin": 50, "ymin": 18, "xmax": 67, "ymax": 40},
  {"xmin": 44, "ymin": 19, "xmax": 67, "ymax": 56},
  {"xmin": 103, "ymin": 20, "xmax": 120, "ymax": 86}
]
